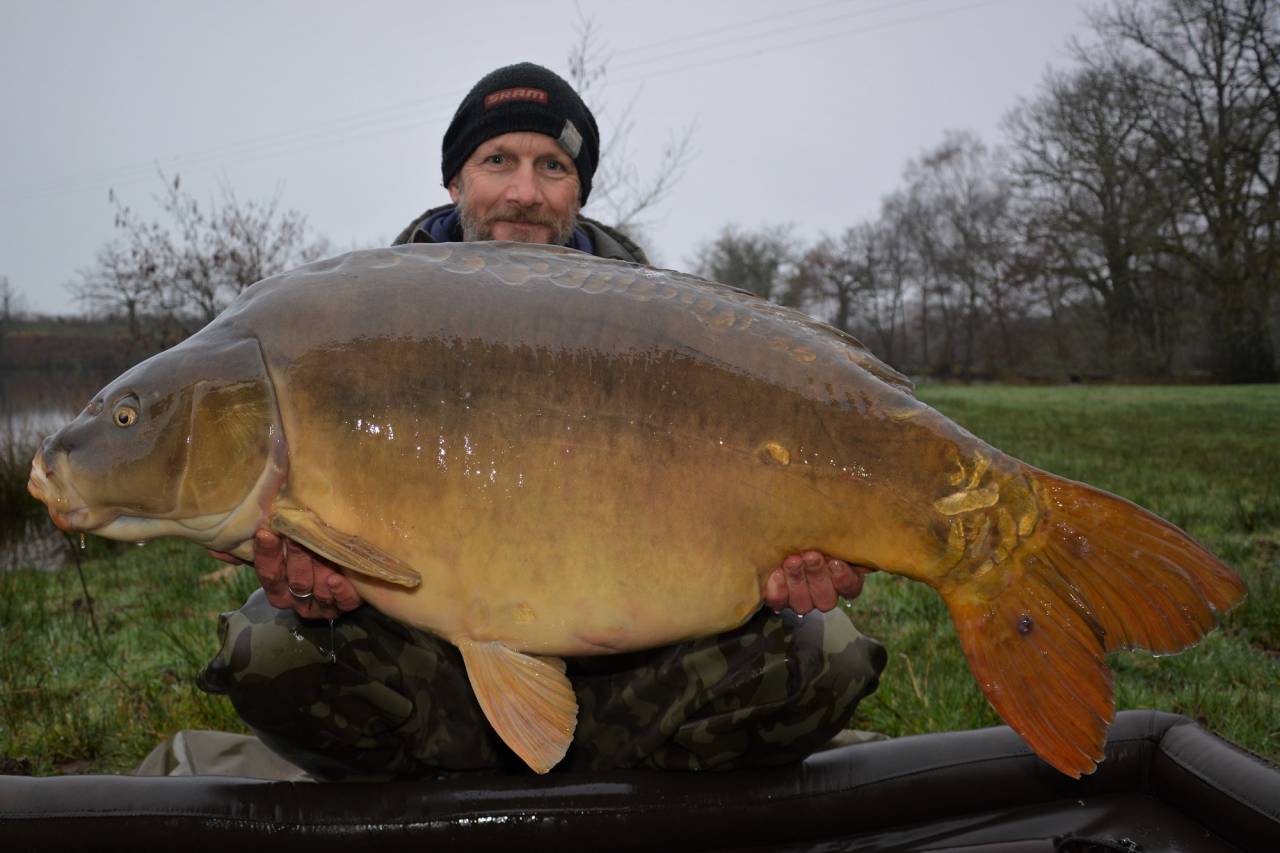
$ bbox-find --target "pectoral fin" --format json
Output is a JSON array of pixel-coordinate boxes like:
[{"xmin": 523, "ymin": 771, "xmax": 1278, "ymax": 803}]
[
  {"xmin": 269, "ymin": 503, "xmax": 421, "ymax": 588},
  {"xmin": 457, "ymin": 640, "xmax": 577, "ymax": 774}
]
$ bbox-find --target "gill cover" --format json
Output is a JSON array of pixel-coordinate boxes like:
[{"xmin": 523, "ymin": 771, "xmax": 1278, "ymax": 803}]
[{"xmin": 48, "ymin": 333, "xmax": 277, "ymax": 526}]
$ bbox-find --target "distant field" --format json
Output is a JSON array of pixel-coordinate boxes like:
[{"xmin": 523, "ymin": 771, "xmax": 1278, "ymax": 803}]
[{"xmin": 1, "ymin": 384, "xmax": 1276, "ymax": 775}]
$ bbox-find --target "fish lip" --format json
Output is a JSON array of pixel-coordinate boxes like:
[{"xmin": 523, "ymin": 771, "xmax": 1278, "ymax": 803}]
[
  {"xmin": 27, "ymin": 449, "xmax": 106, "ymax": 533},
  {"xmin": 27, "ymin": 452, "xmax": 51, "ymax": 504}
]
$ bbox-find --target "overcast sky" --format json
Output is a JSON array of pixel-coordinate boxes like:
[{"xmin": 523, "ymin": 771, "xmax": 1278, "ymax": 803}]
[{"xmin": 1, "ymin": 0, "xmax": 1093, "ymax": 317}]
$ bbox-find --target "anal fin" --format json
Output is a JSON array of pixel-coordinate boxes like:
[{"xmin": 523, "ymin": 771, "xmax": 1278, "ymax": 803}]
[
  {"xmin": 457, "ymin": 640, "xmax": 578, "ymax": 774},
  {"xmin": 270, "ymin": 503, "xmax": 421, "ymax": 588}
]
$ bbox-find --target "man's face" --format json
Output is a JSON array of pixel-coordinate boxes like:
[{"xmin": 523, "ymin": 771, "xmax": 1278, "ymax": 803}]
[{"xmin": 449, "ymin": 131, "xmax": 581, "ymax": 245}]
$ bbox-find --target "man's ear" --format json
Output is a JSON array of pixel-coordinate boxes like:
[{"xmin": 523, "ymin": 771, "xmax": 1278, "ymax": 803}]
[{"xmin": 447, "ymin": 178, "xmax": 461, "ymax": 204}]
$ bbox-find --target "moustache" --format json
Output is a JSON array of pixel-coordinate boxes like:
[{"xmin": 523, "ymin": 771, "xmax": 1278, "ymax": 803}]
[{"xmin": 486, "ymin": 209, "xmax": 559, "ymax": 227}]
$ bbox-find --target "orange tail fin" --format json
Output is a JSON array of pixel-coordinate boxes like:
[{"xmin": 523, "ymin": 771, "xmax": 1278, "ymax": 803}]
[{"xmin": 942, "ymin": 469, "xmax": 1247, "ymax": 778}]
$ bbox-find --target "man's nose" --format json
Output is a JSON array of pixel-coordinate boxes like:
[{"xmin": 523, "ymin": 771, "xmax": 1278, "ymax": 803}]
[{"xmin": 504, "ymin": 163, "xmax": 542, "ymax": 206}]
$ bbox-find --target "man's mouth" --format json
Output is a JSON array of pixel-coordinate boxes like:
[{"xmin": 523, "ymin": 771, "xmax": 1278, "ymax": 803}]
[{"xmin": 498, "ymin": 218, "xmax": 551, "ymax": 231}]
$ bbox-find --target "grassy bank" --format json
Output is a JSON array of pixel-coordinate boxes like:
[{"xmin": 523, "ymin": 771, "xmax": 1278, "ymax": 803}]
[
  {"xmin": 0, "ymin": 541, "xmax": 257, "ymax": 774},
  {"xmin": 1, "ymin": 384, "xmax": 1277, "ymax": 774}
]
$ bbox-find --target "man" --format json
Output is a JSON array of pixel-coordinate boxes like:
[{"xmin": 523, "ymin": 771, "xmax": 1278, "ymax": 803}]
[{"xmin": 199, "ymin": 63, "xmax": 884, "ymax": 780}]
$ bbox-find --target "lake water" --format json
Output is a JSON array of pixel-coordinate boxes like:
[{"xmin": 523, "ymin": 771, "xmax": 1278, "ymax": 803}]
[{"xmin": 2, "ymin": 371, "xmax": 114, "ymax": 571}]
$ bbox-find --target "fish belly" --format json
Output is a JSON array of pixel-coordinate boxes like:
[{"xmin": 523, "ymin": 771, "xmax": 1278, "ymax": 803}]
[{"xmin": 292, "ymin": 421, "xmax": 866, "ymax": 656}]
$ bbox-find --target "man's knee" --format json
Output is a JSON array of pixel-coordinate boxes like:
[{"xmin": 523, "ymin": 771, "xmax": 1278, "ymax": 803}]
[
  {"xmin": 198, "ymin": 589, "xmax": 331, "ymax": 696},
  {"xmin": 198, "ymin": 590, "xmax": 415, "ymax": 740},
  {"xmin": 785, "ymin": 607, "xmax": 887, "ymax": 714},
  {"xmin": 724, "ymin": 608, "xmax": 884, "ymax": 765},
  {"xmin": 197, "ymin": 590, "xmax": 506, "ymax": 778}
]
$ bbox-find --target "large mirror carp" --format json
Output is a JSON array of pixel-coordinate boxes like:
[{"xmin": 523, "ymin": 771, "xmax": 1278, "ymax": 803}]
[{"xmin": 28, "ymin": 243, "xmax": 1246, "ymax": 777}]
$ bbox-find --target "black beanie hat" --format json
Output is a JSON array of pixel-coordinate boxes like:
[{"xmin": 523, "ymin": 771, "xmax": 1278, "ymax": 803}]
[{"xmin": 441, "ymin": 62, "xmax": 600, "ymax": 205}]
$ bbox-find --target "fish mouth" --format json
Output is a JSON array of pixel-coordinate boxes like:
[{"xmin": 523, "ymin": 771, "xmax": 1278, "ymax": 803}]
[{"xmin": 28, "ymin": 449, "xmax": 104, "ymax": 533}]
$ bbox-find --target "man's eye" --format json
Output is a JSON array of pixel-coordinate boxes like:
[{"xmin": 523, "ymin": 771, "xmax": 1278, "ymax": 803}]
[{"xmin": 485, "ymin": 154, "xmax": 505, "ymax": 165}]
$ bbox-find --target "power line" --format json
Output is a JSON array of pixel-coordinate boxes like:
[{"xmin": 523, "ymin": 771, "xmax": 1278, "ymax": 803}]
[
  {"xmin": 608, "ymin": 0, "xmax": 1015, "ymax": 88},
  {"xmin": 3, "ymin": 0, "xmax": 1016, "ymax": 204},
  {"xmin": 611, "ymin": 0, "xmax": 866, "ymax": 57},
  {"xmin": 610, "ymin": 0, "xmax": 945, "ymax": 73},
  {"xmin": 4, "ymin": 90, "xmax": 466, "ymax": 200}
]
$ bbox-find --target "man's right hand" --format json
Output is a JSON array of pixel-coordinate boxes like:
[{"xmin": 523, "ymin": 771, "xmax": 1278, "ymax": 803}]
[
  {"xmin": 208, "ymin": 530, "xmax": 363, "ymax": 620},
  {"xmin": 763, "ymin": 551, "xmax": 875, "ymax": 615}
]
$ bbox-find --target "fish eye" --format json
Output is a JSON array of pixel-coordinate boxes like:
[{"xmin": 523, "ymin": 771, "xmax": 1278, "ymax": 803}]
[{"xmin": 113, "ymin": 403, "xmax": 139, "ymax": 428}]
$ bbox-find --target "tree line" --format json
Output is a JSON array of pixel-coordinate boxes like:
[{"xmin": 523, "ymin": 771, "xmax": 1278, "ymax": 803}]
[
  {"xmin": 693, "ymin": 0, "xmax": 1279, "ymax": 383},
  {"xmin": 67, "ymin": 0, "xmax": 1277, "ymax": 382}
]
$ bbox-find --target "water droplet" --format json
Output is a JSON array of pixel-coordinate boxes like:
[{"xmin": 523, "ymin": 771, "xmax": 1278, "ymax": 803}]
[
  {"xmin": 79, "ymin": 533, "xmax": 86, "ymax": 550},
  {"xmin": 1017, "ymin": 614, "xmax": 1034, "ymax": 635}
]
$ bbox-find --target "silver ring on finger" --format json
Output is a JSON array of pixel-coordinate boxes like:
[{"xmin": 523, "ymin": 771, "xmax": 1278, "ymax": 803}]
[{"xmin": 288, "ymin": 583, "xmax": 314, "ymax": 602}]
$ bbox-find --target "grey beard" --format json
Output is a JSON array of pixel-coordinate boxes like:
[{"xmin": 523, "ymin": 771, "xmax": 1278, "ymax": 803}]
[{"xmin": 456, "ymin": 198, "xmax": 579, "ymax": 246}]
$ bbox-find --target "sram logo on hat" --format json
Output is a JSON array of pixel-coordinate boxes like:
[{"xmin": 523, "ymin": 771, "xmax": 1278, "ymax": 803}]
[{"xmin": 484, "ymin": 87, "xmax": 549, "ymax": 108}]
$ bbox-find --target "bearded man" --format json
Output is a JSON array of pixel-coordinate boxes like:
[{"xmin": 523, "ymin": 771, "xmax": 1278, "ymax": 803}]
[{"xmin": 196, "ymin": 63, "xmax": 885, "ymax": 780}]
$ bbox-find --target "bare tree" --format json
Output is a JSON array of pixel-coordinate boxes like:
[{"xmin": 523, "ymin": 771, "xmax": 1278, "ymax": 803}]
[
  {"xmin": 865, "ymin": 219, "xmax": 913, "ymax": 368},
  {"xmin": 1089, "ymin": 0, "xmax": 1280, "ymax": 381},
  {"xmin": 566, "ymin": 13, "xmax": 696, "ymax": 246},
  {"xmin": 71, "ymin": 241, "xmax": 159, "ymax": 355},
  {"xmin": 791, "ymin": 233, "xmax": 861, "ymax": 334},
  {"xmin": 690, "ymin": 224, "xmax": 798, "ymax": 302},
  {"xmin": 788, "ymin": 223, "xmax": 909, "ymax": 366},
  {"xmin": 0, "ymin": 275, "xmax": 16, "ymax": 362},
  {"xmin": 1005, "ymin": 61, "xmax": 1188, "ymax": 375},
  {"xmin": 0, "ymin": 276, "xmax": 24, "ymax": 322},
  {"xmin": 892, "ymin": 132, "xmax": 1022, "ymax": 376},
  {"xmin": 75, "ymin": 173, "xmax": 331, "ymax": 350}
]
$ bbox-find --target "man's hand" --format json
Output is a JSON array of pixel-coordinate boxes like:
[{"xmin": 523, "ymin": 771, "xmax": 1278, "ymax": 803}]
[
  {"xmin": 208, "ymin": 530, "xmax": 363, "ymax": 620},
  {"xmin": 764, "ymin": 551, "xmax": 875, "ymax": 615}
]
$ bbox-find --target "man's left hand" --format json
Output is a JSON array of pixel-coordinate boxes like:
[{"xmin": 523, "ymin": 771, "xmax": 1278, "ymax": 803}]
[{"xmin": 764, "ymin": 551, "xmax": 875, "ymax": 615}]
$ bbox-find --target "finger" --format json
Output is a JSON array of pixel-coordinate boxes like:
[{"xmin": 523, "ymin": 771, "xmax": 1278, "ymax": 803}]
[
  {"xmin": 284, "ymin": 540, "xmax": 316, "ymax": 610},
  {"xmin": 206, "ymin": 549, "xmax": 244, "ymax": 566},
  {"xmin": 327, "ymin": 573, "xmax": 363, "ymax": 613},
  {"xmin": 763, "ymin": 568, "xmax": 788, "ymax": 612},
  {"xmin": 783, "ymin": 555, "xmax": 814, "ymax": 615},
  {"xmin": 804, "ymin": 557, "xmax": 839, "ymax": 613},
  {"xmin": 829, "ymin": 560, "xmax": 860, "ymax": 597},
  {"xmin": 252, "ymin": 529, "xmax": 291, "ymax": 607},
  {"xmin": 310, "ymin": 564, "xmax": 338, "ymax": 611},
  {"xmin": 844, "ymin": 563, "xmax": 873, "ymax": 599}
]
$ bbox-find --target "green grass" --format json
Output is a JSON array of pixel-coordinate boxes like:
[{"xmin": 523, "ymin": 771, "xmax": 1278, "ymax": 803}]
[
  {"xmin": 0, "ymin": 540, "xmax": 256, "ymax": 774},
  {"xmin": 847, "ymin": 384, "xmax": 1280, "ymax": 762},
  {"xmin": 1, "ymin": 385, "xmax": 1277, "ymax": 775}
]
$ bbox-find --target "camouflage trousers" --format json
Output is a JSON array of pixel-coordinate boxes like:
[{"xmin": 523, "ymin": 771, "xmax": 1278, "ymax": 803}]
[{"xmin": 198, "ymin": 590, "xmax": 886, "ymax": 781}]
